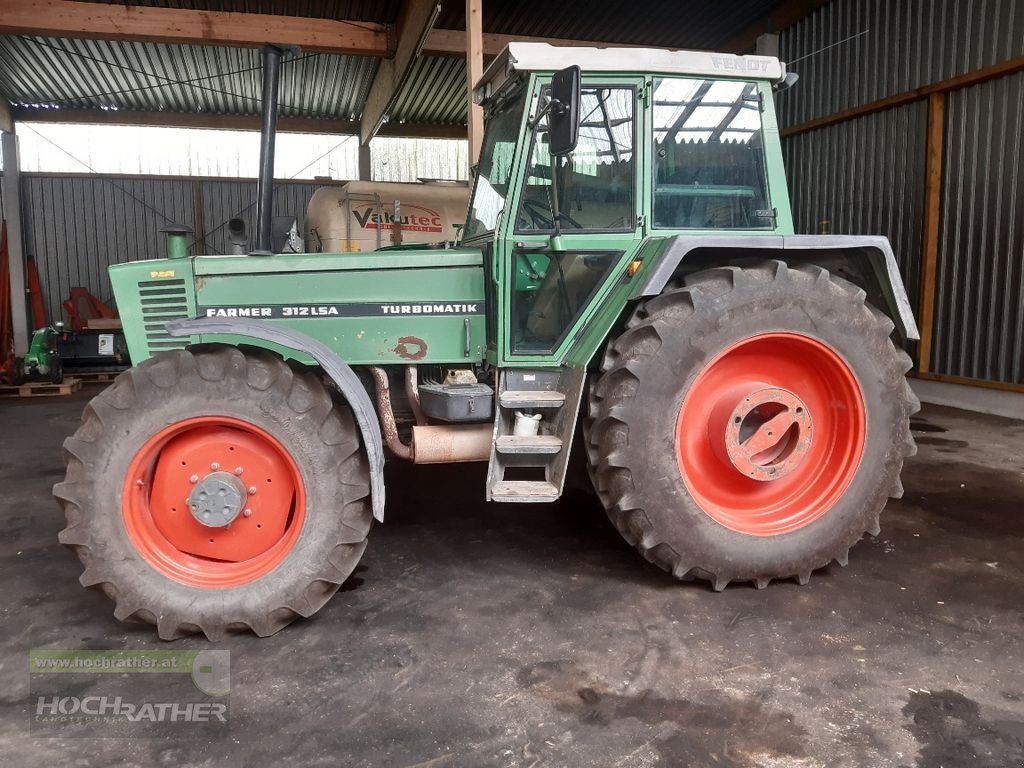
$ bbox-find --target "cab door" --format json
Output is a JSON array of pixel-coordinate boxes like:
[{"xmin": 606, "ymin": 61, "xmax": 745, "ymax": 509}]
[{"xmin": 496, "ymin": 76, "xmax": 646, "ymax": 365}]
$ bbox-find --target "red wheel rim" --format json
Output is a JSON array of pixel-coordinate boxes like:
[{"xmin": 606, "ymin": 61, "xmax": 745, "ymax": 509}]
[
  {"xmin": 676, "ymin": 333, "xmax": 866, "ymax": 536},
  {"xmin": 123, "ymin": 417, "xmax": 306, "ymax": 588}
]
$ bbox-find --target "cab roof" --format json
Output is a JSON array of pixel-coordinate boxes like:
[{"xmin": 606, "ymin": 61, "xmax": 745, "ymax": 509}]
[{"xmin": 475, "ymin": 42, "xmax": 787, "ymax": 105}]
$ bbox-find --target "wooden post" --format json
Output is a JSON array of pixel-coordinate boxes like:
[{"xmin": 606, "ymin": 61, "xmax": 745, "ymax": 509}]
[
  {"xmin": 916, "ymin": 92, "xmax": 946, "ymax": 374},
  {"xmin": 358, "ymin": 143, "xmax": 372, "ymax": 181},
  {"xmin": 0, "ymin": 99, "xmax": 12, "ymax": 134},
  {"xmin": 465, "ymin": 0, "xmax": 484, "ymax": 169},
  {"xmin": 1, "ymin": 131, "xmax": 29, "ymax": 355}
]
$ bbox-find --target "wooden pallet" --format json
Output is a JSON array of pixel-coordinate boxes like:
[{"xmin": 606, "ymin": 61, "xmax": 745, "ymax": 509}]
[
  {"xmin": 74, "ymin": 370, "xmax": 124, "ymax": 384},
  {"xmin": 0, "ymin": 377, "xmax": 83, "ymax": 398}
]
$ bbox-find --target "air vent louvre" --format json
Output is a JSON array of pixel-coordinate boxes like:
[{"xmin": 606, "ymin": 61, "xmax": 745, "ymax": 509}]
[{"xmin": 139, "ymin": 279, "xmax": 189, "ymax": 355}]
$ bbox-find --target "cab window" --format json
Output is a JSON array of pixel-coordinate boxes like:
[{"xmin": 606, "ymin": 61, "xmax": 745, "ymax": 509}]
[
  {"xmin": 652, "ymin": 78, "xmax": 773, "ymax": 229},
  {"xmin": 516, "ymin": 85, "xmax": 635, "ymax": 233}
]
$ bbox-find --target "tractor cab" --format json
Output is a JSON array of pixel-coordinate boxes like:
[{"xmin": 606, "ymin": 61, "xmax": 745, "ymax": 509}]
[{"xmin": 460, "ymin": 43, "xmax": 793, "ymax": 366}]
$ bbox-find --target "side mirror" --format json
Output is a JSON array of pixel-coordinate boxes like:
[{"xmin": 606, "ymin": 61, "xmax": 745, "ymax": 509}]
[{"xmin": 547, "ymin": 65, "xmax": 580, "ymax": 156}]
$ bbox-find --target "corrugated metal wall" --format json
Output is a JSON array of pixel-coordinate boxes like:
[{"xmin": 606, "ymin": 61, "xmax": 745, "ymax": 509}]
[
  {"xmin": 778, "ymin": 0, "xmax": 1024, "ymax": 128},
  {"xmin": 933, "ymin": 72, "xmax": 1024, "ymax": 384},
  {"xmin": 779, "ymin": 0, "xmax": 1024, "ymax": 386},
  {"xmin": 782, "ymin": 102, "xmax": 928, "ymax": 312},
  {"xmin": 18, "ymin": 174, "xmax": 330, "ymax": 321}
]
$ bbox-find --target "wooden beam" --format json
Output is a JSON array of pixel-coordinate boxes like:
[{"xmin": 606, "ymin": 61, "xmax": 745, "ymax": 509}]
[
  {"xmin": 916, "ymin": 93, "xmax": 946, "ymax": 375},
  {"xmin": 361, "ymin": 1, "xmax": 440, "ymax": 146},
  {"xmin": 9, "ymin": 107, "xmax": 468, "ymax": 139},
  {"xmin": 423, "ymin": 28, "xmax": 651, "ymax": 57},
  {"xmin": 0, "ymin": 0, "xmax": 391, "ymax": 57},
  {"xmin": 0, "ymin": 98, "xmax": 12, "ymax": 133},
  {"xmin": 465, "ymin": 0, "xmax": 484, "ymax": 167},
  {"xmin": 917, "ymin": 370, "xmax": 1024, "ymax": 395},
  {"xmin": 783, "ymin": 56, "xmax": 1024, "ymax": 138},
  {"xmin": 724, "ymin": 0, "xmax": 831, "ymax": 54}
]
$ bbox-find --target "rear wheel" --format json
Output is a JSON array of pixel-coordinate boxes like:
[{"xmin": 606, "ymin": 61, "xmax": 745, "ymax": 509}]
[
  {"xmin": 54, "ymin": 346, "xmax": 372, "ymax": 639},
  {"xmin": 585, "ymin": 260, "xmax": 918, "ymax": 589}
]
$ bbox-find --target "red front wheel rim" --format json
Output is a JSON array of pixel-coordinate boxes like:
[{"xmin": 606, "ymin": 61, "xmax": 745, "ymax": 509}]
[
  {"xmin": 123, "ymin": 416, "xmax": 306, "ymax": 588},
  {"xmin": 676, "ymin": 333, "xmax": 866, "ymax": 536}
]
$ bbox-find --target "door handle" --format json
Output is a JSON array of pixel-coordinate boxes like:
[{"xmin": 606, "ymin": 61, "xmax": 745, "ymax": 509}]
[{"xmin": 513, "ymin": 241, "xmax": 549, "ymax": 253}]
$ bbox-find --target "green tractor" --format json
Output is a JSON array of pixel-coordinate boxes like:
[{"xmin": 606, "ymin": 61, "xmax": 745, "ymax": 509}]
[{"xmin": 55, "ymin": 43, "xmax": 919, "ymax": 639}]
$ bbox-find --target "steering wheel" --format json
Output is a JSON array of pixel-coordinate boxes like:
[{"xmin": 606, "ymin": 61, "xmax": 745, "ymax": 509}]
[
  {"xmin": 520, "ymin": 199, "xmax": 554, "ymax": 230},
  {"xmin": 519, "ymin": 199, "xmax": 585, "ymax": 231}
]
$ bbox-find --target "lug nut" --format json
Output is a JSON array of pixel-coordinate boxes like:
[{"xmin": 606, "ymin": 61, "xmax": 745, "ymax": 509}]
[
  {"xmin": 211, "ymin": 462, "xmax": 220, "ymax": 471},
  {"xmin": 189, "ymin": 474, "xmax": 199, "ymax": 483},
  {"xmin": 248, "ymin": 486, "xmax": 257, "ymax": 495},
  {"xmin": 135, "ymin": 479, "xmax": 144, "ymax": 487},
  {"xmin": 243, "ymin": 508, "xmax": 253, "ymax": 518},
  {"xmin": 234, "ymin": 467, "xmax": 243, "ymax": 476}
]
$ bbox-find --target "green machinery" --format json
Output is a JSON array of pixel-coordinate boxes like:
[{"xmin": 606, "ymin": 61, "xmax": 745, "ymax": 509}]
[
  {"xmin": 20, "ymin": 324, "xmax": 64, "ymax": 384},
  {"xmin": 56, "ymin": 44, "xmax": 919, "ymax": 639}
]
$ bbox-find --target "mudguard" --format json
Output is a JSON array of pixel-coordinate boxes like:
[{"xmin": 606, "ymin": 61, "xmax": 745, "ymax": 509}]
[
  {"xmin": 166, "ymin": 317, "xmax": 387, "ymax": 522},
  {"xmin": 632, "ymin": 235, "xmax": 920, "ymax": 341}
]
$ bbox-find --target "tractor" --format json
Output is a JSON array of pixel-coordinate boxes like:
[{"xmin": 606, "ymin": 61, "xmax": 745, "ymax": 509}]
[{"xmin": 54, "ymin": 43, "xmax": 919, "ymax": 640}]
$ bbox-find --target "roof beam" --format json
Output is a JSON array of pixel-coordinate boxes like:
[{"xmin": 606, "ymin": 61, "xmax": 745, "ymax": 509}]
[
  {"xmin": 0, "ymin": 0, "xmax": 658, "ymax": 59},
  {"xmin": 8, "ymin": 107, "xmax": 467, "ymax": 139},
  {"xmin": 0, "ymin": 0, "xmax": 392, "ymax": 56},
  {"xmin": 360, "ymin": 1, "xmax": 440, "ymax": 146},
  {"xmin": 422, "ymin": 28, "xmax": 651, "ymax": 57},
  {"xmin": 723, "ymin": 0, "xmax": 832, "ymax": 54}
]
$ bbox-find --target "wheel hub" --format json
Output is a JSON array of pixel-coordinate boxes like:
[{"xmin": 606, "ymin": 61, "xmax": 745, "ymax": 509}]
[
  {"xmin": 123, "ymin": 417, "xmax": 306, "ymax": 587},
  {"xmin": 723, "ymin": 387, "xmax": 813, "ymax": 481},
  {"xmin": 187, "ymin": 471, "xmax": 248, "ymax": 528},
  {"xmin": 675, "ymin": 332, "xmax": 867, "ymax": 536}
]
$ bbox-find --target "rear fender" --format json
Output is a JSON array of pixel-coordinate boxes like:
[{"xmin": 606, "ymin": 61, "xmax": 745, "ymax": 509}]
[
  {"xmin": 632, "ymin": 235, "xmax": 919, "ymax": 341},
  {"xmin": 167, "ymin": 317, "xmax": 387, "ymax": 522}
]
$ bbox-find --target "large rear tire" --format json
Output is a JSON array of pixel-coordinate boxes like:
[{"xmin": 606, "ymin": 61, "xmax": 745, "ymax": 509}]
[
  {"xmin": 54, "ymin": 345, "xmax": 372, "ymax": 639},
  {"xmin": 585, "ymin": 260, "xmax": 919, "ymax": 589}
]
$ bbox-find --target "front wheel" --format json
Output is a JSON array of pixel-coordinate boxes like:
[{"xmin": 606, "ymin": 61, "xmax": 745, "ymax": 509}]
[
  {"xmin": 585, "ymin": 261, "xmax": 918, "ymax": 589},
  {"xmin": 54, "ymin": 346, "xmax": 372, "ymax": 639},
  {"xmin": 49, "ymin": 355, "xmax": 63, "ymax": 384}
]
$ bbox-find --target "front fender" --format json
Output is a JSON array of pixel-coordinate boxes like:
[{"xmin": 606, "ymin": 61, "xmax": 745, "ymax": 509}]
[{"xmin": 167, "ymin": 317, "xmax": 386, "ymax": 522}]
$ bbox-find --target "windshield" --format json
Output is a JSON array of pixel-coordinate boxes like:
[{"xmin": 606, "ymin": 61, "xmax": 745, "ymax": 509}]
[{"xmin": 462, "ymin": 89, "xmax": 526, "ymax": 240}]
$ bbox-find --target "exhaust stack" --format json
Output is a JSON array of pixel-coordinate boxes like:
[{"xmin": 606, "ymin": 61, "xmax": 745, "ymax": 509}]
[{"xmin": 254, "ymin": 44, "xmax": 298, "ymax": 255}]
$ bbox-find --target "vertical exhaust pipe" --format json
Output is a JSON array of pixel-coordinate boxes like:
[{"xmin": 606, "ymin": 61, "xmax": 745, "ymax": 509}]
[{"xmin": 254, "ymin": 44, "xmax": 298, "ymax": 255}]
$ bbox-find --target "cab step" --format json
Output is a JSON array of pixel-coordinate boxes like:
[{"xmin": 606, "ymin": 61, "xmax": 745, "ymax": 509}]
[
  {"xmin": 490, "ymin": 481, "xmax": 560, "ymax": 502},
  {"xmin": 495, "ymin": 435, "xmax": 563, "ymax": 455},
  {"xmin": 499, "ymin": 390, "xmax": 566, "ymax": 409}
]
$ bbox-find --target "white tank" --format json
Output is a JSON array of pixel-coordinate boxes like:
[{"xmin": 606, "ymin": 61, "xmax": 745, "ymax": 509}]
[{"xmin": 305, "ymin": 180, "xmax": 470, "ymax": 253}]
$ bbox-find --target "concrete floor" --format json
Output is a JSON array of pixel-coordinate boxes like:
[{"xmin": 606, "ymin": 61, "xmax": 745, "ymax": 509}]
[{"xmin": 1, "ymin": 389, "xmax": 1022, "ymax": 767}]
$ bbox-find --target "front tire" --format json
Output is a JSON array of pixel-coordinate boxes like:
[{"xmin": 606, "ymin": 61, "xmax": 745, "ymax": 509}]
[
  {"xmin": 585, "ymin": 261, "xmax": 918, "ymax": 589},
  {"xmin": 54, "ymin": 346, "xmax": 372, "ymax": 639}
]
